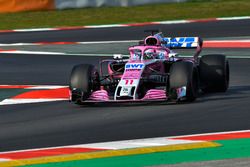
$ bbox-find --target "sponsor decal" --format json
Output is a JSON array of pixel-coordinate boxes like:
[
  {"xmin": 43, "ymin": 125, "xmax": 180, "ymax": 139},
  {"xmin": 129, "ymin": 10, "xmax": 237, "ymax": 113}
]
[
  {"xmin": 163, "ymin": 37, "xmax": 198, "ymax": 48},
  {"xmin": 125, "ymin": 63, "xmax": 144, "ymax": 69},
  {"xmin": 122, "ymin": 87, "xmax": 129, "ymax": 93},
  {"xmin": 122, "ymin": 72, "xmax": 141, "ymax": 79},
  {"xmin": 125, "ymin": 69, "xmax": 141, "ymax": 71},
  {"xmin": 123, "ymin": 63, "xmax": 144, "ymax": 79},
  {"xmin": 177, "ymin": 86, "xmax": 186, "ymax": 99},
  {"xmin": 120, "ymin": 86, "xmax": 132, "ymax": 96}
]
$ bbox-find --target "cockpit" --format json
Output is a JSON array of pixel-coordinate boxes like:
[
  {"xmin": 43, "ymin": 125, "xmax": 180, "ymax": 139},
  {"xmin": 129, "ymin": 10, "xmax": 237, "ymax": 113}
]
[{"xmin": 130, "ymin": 47, "xmax": 169, "ymax": 61}]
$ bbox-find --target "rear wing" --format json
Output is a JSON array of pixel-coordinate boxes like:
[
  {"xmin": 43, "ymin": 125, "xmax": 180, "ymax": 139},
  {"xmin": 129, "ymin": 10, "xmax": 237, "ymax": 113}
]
[
  {"xmin": 154, "ymin": 35, "xmax": 203, "ymax": 62},
  {"xmin": 162, "ymin": 37, "xmax": 203, "ymax": 49},
  {"xmin": 144, "ymin": 32, "xmax": 203, "ymax": 49},
  {"xmin": 143, "ymin": 32, "xmax": 203, "ymax": 62}
]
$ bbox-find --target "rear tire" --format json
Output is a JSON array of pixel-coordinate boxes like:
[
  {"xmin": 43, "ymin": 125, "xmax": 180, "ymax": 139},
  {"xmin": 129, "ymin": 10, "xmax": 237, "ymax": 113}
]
[
  {"xmin": 70, "ymin": 64, "xmax": 100, "ymax": 104},
  {"xmin": 168, "ymin": 61, "xmax": 198, "ymax": 102},
  {"xmin": 199, "ymin": 54, "xmax": 229, "ymax": 92}
]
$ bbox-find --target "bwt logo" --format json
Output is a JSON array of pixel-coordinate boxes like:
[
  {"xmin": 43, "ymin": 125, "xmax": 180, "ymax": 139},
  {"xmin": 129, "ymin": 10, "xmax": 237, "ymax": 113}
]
[{"xmin": 125, "ymin": 64, "xmax": 144, "ymax": 69}]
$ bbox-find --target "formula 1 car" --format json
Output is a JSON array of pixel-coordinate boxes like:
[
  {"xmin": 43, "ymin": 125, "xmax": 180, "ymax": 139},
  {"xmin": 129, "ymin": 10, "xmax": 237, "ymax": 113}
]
[{"xmin": 69, "ymin": 31, "xmax": 229, "ymax": 104}]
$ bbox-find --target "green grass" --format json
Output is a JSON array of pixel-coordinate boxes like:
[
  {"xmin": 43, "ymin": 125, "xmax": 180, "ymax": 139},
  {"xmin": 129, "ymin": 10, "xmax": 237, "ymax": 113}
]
[{"xmin": 0, "ymin": 0, "xmax": 250, "ymax": 29}]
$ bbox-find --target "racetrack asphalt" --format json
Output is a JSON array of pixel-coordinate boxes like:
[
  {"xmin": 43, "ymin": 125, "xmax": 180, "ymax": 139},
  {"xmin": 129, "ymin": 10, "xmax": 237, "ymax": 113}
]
[{"xmin": 0, "ymin": 19, "xmax": 250, "ymax": 152}]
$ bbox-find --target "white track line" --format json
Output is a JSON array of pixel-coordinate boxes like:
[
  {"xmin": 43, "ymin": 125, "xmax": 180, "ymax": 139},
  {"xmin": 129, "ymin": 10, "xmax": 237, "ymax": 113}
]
[
  {"xmin": 0, "ymin": 99, "xmax": 68, "ymax": 105},
  {"xmin": 0, "ymin": 43, "xmax": 37, "ymax": 46},
  {"xmin": 14, "ymin": 28, "xmax": 56, "ymax": 32},
  {"xmin": 25, "ymin": 85, "xmax": 68, "ymax": 89},
  {"xmin": 155, "ymin": 20, "xmax": 189, "ymax": 24},
  {"xmin": 0, "ymin": 158, "xmax": 11, "ymax": 162},
  {"xmin": 217, "ymin": 16, "xmax": 250, "ymax": 21}
]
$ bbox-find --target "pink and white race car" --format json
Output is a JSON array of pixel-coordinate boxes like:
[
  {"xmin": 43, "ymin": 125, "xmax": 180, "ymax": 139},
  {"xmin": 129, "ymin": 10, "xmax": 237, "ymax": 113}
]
[{"xmin": 69, "ymin": 31, "xmax": 229, "ymax": 104}]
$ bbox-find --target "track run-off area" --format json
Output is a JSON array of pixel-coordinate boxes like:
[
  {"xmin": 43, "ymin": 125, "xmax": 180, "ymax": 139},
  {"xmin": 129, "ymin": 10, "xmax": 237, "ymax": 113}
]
[{"xmin": 0, "ymin": 18, "xmax": 250, "ymax": 166}]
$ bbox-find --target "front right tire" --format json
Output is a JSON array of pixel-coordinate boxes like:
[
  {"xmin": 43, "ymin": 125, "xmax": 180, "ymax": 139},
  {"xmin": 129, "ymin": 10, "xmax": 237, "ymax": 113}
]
[
  {"xmin": 168, "ymin": 61, "xmax": 198, "ymax": 102},
  {"xmin": 70, "ymin": 64, "xmax": 100, "ymax": 104}
]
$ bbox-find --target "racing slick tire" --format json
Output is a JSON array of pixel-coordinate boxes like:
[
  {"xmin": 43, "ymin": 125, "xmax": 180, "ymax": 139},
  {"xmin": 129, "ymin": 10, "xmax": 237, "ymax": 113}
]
[
  {"xmin": 168, "ymin": 61, "xmax": 198, "ymax": 102},
  {"xmin": 199, "ymin": 54, "xmax": 229, "ymax": 93},
  {"xmin": 70, "ymin": 64, "xmax": 100, "ymax": 104}
]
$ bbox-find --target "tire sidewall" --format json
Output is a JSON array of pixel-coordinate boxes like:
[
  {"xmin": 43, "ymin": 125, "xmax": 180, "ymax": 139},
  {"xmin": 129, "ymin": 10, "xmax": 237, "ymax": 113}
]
[
  {"xmin": 168, "ymin": 61, "xmax": 198, "ymax": 102},
  {"xmin": 70, "ymin": 64, "xmax": 100, "ymax": 101}
]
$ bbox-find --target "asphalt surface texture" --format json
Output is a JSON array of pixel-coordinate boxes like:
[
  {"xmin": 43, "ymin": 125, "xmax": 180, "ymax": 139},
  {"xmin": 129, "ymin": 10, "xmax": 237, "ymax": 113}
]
[{"xmin": 0, "ymin": 19, "xmax": 250, "ymax": 152}]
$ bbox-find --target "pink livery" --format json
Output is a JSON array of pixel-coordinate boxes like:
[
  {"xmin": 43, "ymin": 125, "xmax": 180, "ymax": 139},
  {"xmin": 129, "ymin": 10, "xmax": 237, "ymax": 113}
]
[{"xmin": 70, "ymin": 30, "xmax": 229, "ymax": 105}]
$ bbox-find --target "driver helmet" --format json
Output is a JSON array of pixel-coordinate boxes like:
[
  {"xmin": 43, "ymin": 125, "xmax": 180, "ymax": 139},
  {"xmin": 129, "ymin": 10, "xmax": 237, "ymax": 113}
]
[{"xmin": 144, "ymin": 49, "xmax": 155, "ymax": 60}]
